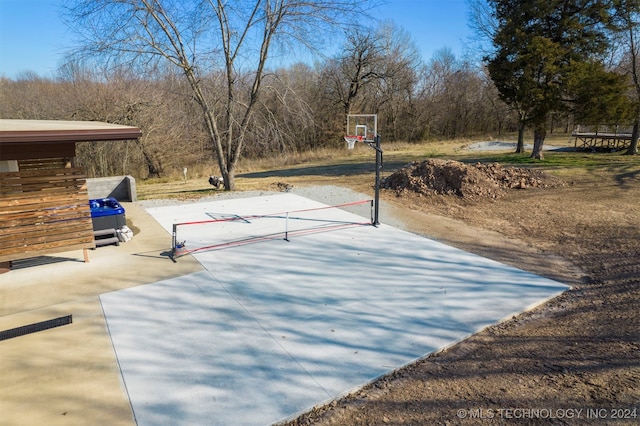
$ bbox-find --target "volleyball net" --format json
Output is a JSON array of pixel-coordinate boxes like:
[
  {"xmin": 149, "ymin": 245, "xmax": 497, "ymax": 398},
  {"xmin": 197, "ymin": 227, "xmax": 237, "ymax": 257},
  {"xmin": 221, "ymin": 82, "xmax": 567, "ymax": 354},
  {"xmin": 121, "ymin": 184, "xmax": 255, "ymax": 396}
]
[{"xmin": 170, "ymin": 199, "xmax": 374, "ymax": 261}]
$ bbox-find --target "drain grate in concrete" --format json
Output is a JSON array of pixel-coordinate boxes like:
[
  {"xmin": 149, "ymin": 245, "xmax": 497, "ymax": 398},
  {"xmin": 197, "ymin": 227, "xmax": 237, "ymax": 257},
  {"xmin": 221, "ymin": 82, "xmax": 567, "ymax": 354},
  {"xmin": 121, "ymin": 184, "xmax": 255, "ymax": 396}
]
[{"xmin": 0, "ymin": 315, "xmax": 72, "ymax": 341}]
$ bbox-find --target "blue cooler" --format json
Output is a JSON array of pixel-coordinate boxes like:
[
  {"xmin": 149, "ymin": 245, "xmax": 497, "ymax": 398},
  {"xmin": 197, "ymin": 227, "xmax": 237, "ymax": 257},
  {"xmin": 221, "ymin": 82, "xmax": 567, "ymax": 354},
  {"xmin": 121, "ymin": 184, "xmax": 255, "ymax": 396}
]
[{"xmin": 89, "ymin": 197, "xmax": 126, "ymax": 231}]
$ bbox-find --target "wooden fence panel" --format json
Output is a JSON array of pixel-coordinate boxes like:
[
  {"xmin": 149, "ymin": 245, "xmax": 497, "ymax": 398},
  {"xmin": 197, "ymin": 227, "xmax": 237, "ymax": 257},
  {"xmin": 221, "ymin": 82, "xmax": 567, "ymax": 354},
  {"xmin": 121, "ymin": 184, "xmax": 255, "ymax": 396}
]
[
  {"xmin": 0, "ymin": 167, "xmax": 95, "ymax": 263},
  {"xmin": 18, "ymin": 158, "xmax": 69, "ymax": 170}
]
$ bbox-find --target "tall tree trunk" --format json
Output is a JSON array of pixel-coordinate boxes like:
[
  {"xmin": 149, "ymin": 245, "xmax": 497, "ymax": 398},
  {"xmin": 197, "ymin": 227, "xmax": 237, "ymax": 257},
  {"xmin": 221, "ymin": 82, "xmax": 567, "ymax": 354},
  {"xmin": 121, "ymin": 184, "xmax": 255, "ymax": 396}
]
[
  {"xmin": 516, "ymin": 119, "xmax": 525, "ymax": 153},
  {"xmin": 531, "ymin": 126, "xmax": 546, "ymax": 160},
  {"xmin": 625, "ymin": 119, "xmax": 639, "ymax": 155},
  {"xmin": 137, "ymin": 140, "xmax": 162, "ymax": 178}
]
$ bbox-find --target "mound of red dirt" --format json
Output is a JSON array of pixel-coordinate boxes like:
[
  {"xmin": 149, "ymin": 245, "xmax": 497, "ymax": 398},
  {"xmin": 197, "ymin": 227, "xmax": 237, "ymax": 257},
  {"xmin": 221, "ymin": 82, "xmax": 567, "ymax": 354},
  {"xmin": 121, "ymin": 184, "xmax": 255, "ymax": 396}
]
[{"xmin": 380, "ymin": 159, "xmax": 563, "ymax": 199}]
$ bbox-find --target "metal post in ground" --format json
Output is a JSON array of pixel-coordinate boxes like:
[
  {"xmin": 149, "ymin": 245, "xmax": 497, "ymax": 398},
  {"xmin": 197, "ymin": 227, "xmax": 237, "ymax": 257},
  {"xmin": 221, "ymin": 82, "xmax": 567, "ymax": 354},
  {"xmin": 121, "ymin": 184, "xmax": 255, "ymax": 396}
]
[
  {"xmin": 171, "ymin": 224, "xmax": 177, "ymax": 263},
  {"xmin": 370, "ymin": 199, "xmax": 374, "ymax": 225},
  {"xmin": 284, "ymin": 211, "xmax": 290, "ymax": 241},
  {"xmin": 370, "ymin": 134, "xmax": 383, "ymax": 226}
]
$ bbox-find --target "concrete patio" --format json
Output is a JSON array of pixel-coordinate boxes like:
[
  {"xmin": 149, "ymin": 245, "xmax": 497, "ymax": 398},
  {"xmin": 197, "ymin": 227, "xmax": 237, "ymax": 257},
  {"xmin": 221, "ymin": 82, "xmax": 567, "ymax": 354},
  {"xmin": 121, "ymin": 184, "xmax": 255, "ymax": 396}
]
[{"xmin": 0, "ymin": 192, "xmax": 569, "ymax": 425}]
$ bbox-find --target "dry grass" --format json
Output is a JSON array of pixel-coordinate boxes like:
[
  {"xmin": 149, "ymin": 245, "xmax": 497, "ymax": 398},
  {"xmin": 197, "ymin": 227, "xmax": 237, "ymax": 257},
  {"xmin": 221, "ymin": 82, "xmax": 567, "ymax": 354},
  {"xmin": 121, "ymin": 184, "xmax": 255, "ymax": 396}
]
[
  {"xmin": 137, "ymin": 139, "xmax": 464, "ymax": 198},
  {"xmin": 137, "ymin": 135, "xmax": 639, "ymax": 200}
]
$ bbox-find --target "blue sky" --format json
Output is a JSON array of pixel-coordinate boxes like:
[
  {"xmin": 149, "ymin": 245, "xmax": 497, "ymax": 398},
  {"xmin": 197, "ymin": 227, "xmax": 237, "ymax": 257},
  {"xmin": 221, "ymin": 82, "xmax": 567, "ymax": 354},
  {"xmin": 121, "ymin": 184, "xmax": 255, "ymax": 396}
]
[{"xmin": 0, "ymin": 0, "xmax": 473, "ymax": 79}]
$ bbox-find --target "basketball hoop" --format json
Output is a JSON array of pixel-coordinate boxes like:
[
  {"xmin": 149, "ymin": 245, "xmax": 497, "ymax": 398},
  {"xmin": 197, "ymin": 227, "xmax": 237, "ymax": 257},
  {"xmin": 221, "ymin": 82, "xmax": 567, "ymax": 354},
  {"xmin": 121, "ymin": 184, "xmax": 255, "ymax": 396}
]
[
  {"xmin": 344, "ymin": 135, "xmax": 364, "ymax": 150},
  {"xmin": 344, "ymin": 114, "xmax": 381, "ymax": 225}
]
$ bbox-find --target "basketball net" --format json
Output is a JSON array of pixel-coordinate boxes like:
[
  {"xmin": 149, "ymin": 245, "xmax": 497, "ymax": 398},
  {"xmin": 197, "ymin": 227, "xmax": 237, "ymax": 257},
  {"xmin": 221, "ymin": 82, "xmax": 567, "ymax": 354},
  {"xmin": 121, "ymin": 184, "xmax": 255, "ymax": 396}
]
[{"xmin": 344, "ymin": 135, "xmax": 364, "ymax": 150}]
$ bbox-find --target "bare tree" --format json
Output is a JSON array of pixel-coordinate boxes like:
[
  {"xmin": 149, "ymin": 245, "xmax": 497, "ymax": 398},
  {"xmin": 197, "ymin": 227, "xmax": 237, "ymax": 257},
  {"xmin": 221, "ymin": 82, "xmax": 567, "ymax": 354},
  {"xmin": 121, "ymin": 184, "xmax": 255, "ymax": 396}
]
[
  {"xmin": 469, "ymin": 0, "xmax": 533, "ymax": 152},
  {"xmin": 0, "ymin": 73, "xmax": 68, "ymax": 120},
  {"xmin": 466, "ymin": 0, "xmax": 499, "ymax": 63},
  {"xmin": 246, "ymin": 66, "xmax": 317, "ymax": 156},
  {"xmin": 323, "ymin": 27, "xmax": 386, "ymax": 121},
  {"xmin": 369, "ymin": 21, "xmax": 422, "ymax": 141},
  {"xmin": 63, "ymin": 0, "xmax": 371, "ymax": 189},
  {"xmin": 321, "ymin": 21, "xmax": 422, "ymax": 140}
]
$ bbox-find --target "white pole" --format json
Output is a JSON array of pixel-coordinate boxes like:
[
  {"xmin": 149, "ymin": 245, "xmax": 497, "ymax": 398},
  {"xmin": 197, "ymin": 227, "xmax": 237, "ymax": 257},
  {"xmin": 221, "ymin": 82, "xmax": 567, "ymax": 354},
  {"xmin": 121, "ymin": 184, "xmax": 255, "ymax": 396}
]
[{"xmin": 284, "ymin": 212, "xmax": 289, "ymax": 241}]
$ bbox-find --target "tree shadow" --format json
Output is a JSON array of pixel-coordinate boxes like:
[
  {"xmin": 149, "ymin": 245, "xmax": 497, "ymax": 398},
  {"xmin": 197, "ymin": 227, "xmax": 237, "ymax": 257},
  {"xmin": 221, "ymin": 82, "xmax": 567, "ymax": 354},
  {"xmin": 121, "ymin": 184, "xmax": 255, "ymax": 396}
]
[
  {"xmin": 237, "ymin": 159, "xmax": 413, "ymax": 179},
  {"xmin": 614, "ymin": 163, "xmax": 640, "ymax": 187}
]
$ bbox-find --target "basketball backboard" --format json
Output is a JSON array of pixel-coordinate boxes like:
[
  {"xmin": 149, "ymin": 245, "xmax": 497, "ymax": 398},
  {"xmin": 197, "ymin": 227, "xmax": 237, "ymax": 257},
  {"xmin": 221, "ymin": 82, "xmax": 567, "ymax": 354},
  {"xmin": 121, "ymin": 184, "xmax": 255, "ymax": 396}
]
[{"xmin": 346, "ymin": 114, "xmax": 377, "ymax": 143}]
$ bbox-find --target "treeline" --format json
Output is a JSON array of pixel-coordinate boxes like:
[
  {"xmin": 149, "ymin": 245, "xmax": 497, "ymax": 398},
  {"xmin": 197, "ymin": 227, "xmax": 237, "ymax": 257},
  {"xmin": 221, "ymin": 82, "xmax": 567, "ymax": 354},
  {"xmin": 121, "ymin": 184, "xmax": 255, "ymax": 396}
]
[
  {"xmin": 2, "ymin": 1, "xmax": 637, "ymax": 180},
  {"xmin": 1, "ymin": 47, "xmax": 565, "ymax": 180}
]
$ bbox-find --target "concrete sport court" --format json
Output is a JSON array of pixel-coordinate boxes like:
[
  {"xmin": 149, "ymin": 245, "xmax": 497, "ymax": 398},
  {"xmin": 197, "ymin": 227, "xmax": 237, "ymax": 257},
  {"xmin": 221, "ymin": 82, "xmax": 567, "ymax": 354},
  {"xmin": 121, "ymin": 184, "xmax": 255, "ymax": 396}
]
[{"xmin": 98, "ymin": 193, "xmax": 569, "ymax": 425}]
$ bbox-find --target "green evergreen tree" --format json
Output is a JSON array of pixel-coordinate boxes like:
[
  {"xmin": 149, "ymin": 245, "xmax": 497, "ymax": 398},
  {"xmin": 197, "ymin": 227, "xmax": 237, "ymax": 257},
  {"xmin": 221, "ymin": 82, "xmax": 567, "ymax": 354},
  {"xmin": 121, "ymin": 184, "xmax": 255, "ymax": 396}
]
[
  {"xmin": 486, "ymin": 0, "xmax": 624, "ymax": 159},
  {"xmin": 611, "ymin": 0, "xmax": 640, "ymax": 154}
]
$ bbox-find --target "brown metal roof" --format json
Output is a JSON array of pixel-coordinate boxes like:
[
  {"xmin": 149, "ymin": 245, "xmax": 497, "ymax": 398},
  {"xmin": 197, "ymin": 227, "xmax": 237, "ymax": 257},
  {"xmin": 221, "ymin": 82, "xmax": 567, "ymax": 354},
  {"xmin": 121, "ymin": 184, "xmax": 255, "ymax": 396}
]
[{"xmin": 0, "ymin": 119, "xmax": 142, "ymax": 144}]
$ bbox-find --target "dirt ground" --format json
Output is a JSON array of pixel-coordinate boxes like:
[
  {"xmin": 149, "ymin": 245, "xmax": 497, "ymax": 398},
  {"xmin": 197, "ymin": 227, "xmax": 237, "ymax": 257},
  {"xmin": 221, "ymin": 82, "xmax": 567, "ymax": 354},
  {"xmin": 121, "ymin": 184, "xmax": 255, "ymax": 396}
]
[{"xmin": 284, "ymin": 160, "xmax": 640, "ymax": 425}]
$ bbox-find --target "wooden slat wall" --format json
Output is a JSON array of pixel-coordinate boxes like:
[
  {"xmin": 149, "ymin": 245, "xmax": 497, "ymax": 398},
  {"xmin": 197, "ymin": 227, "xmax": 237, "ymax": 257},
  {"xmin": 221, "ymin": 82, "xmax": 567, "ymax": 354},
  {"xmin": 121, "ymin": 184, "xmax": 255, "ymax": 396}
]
[
  {"xmin": 18, "ymin": 158, "xmax": 70, "ymax": 170},
  {"xmin": 0, "ymin": 142, "xmax": 75, "ymax": 161},
  {"xmin": 0, "ymin": 167, "xmax": 95, "ymax": 263}
]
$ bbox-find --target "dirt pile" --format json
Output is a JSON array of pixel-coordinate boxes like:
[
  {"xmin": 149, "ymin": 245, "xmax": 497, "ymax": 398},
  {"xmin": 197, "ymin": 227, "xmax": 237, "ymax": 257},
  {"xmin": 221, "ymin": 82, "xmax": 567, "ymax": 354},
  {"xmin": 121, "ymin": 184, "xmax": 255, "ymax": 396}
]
[{"xmin": 380, "ymin": 159, "xmax": 563, "ymax": 199}]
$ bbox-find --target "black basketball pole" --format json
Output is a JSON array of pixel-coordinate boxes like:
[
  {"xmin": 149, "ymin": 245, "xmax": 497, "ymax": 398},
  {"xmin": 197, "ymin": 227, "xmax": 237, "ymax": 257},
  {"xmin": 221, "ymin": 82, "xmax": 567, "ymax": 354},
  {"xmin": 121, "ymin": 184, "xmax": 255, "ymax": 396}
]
[{"xmin": 368, "ymin": 134, "xmax": 383, "ymax": 226}]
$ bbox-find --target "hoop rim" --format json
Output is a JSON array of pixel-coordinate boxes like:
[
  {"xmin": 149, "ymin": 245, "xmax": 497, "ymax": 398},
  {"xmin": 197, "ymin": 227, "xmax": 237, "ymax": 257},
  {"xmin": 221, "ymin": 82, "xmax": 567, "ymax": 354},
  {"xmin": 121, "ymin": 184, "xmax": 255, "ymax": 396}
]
[{"xmin": 344, "ymin": 135, "xmax": 363, "ymax": 150}]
